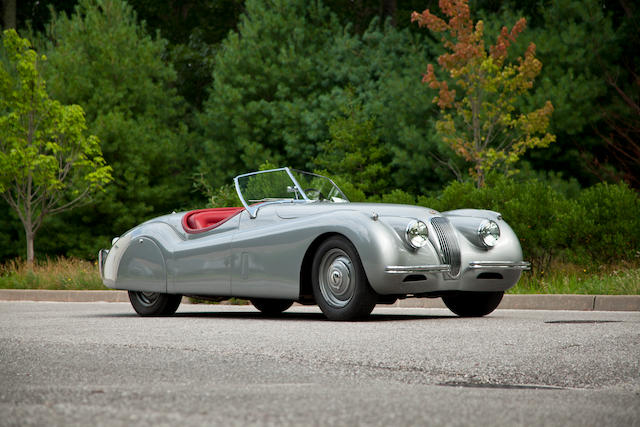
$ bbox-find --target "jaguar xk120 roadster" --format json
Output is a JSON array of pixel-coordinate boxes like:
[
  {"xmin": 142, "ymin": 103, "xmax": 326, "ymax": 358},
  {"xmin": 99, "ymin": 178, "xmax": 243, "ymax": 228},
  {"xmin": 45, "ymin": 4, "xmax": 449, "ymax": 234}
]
[{"xmin": 99, "ymin": 168, "xmax": 530, "ymax": 320}]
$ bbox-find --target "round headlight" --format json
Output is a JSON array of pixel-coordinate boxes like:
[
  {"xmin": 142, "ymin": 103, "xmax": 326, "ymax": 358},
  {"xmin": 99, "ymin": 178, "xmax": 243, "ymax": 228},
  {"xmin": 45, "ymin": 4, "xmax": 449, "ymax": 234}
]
[
  {"xmin": 406, "ymin": 220, "xmax": 429, "ymax": 249},
  {"xmin": 478, "ymin": 220, "xmax": 500, "ymax": 248}
]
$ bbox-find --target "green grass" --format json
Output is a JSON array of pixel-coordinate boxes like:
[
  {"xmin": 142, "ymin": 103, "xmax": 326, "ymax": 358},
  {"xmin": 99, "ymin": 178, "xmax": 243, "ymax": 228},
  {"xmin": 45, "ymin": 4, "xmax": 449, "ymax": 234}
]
[
  {"xmin": 0, "ymin": 257, "xmax": 108, "ymax": 290},
  {"xmin": 511, "ymin": 263, "xmax": 640, "ymax": 295},
  {"xmin": 1, "ymin": 257, "xmax": 638, "ymax": 295}
]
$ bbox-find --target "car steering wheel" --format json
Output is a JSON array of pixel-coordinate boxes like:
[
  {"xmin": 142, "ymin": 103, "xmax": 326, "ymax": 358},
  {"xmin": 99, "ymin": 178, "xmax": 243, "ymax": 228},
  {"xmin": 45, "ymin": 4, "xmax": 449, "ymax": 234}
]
[{"xmin": 304, "ymin": 188, "xmax": 326, "ymax": 200}]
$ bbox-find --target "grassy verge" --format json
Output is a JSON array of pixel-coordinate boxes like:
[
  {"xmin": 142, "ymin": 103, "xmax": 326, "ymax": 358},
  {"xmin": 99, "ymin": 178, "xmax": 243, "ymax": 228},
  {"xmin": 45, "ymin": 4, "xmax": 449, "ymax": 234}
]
[
  {"xmin": 0, "ymin": 257, "xmax": 107, "ymax": 290},
  {"xmin": 1, "ymin": 258, "xmax": 638, "ymax": 295},
  {"xmin": 510, "ymin": 262, "xmax": 640, "ymax": 295}
]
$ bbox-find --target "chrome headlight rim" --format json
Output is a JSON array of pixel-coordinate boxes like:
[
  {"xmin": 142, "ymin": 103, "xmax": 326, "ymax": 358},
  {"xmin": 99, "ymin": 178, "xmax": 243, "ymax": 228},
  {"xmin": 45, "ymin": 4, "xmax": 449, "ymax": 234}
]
[
  {"xmin": 478, "ymin": 219, "xmax": 500, "ymax": 248},
  {"xmin": 406, "ymin": 220, "xmax": 429, "ymax": 249}
]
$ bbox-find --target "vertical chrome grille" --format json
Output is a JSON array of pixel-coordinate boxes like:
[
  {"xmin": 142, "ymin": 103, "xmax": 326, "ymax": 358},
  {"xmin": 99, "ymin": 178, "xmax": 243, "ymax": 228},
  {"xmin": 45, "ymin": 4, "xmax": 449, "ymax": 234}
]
[{"xmin": 430, "ymin": 217, "xmax": 461, "ymax": 277}]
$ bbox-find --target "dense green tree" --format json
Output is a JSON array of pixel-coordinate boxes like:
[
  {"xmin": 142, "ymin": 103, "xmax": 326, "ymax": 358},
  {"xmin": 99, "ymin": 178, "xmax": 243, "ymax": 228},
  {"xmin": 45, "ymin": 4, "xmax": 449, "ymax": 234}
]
[
  {"xmin": 34, "ymin": 0, "xmax": 193, "ymax": 258},
  {"xmin": 330, "ymin": 19, "xmax": 448, "ymax": 192},
  {"xmin": 13, "ymin": 1, "xmax": 637, "ymax": 190},
  {"xmin": 313, "ymin": 97, "xmax": 392, "ymax": 197},
  {"xmin": 478, "ymin": 0, "xmax": 619, "ymax": 184},
  {"xmin": 593, "ymin": 0, "xmax": 640, "ymax": 187},
  {"xmin": 0, "ymin": 30, "xmax": 111, "ymax": 262},
  {"xmin": 127, "ymin": 0, "xmax": 244, "ymax": 109},
  {"xmin": 199, "ymin": 0, "xmax": 342, "ymax": 186},
  {"xmin": 200, "ymin": 0, "xmax": 443, "ymax": 194}
]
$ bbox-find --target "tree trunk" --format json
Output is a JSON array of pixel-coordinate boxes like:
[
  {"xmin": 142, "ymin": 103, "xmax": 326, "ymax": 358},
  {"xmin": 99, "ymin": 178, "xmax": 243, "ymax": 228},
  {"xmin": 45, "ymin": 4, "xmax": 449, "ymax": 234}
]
[
  {"xmin": 26, "ymin": 231, "xmax": 35, "ymax": 265},
  {"xmin": 476, "ymin": 164, "xmax": 485, "ymax": 188},
  {"xmin": 3, "ymin": 0, "xmax": 17, "ymax": 29}
]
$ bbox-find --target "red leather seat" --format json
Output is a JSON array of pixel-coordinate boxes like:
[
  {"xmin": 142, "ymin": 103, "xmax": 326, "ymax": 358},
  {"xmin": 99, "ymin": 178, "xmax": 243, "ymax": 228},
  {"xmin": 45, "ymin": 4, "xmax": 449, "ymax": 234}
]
[{"xmin": 182, "ymin": 207, "xmax": 245, "ymax": 234}]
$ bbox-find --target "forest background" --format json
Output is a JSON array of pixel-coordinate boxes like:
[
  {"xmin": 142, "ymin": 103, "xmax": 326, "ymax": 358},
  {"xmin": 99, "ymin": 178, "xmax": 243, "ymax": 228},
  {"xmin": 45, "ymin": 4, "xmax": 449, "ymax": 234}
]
[{"xmin": 1, "ymin": 0, "xmax": 639, "ymax": 292}]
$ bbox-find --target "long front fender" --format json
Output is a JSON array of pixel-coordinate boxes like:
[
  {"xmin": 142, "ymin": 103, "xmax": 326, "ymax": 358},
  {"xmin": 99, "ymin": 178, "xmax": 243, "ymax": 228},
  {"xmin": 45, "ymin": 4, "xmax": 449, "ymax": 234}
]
[{"xmin": 311, "ymin": 211, "xmax": 443, "ymax": 294}]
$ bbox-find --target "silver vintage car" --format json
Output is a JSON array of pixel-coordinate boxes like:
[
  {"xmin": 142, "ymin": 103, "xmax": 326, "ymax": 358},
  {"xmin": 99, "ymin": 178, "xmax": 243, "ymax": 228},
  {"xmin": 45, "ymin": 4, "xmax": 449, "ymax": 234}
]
[{"xmin": 99, "ymin": 168, "xmax": 530, "ymax": 320}]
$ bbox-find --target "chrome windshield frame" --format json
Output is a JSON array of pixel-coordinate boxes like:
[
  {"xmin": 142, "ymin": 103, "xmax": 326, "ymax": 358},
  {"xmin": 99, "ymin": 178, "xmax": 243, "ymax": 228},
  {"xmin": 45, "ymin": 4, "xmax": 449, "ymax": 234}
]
[{"xmin": 234, "ymin": 167, "xmax": 310, "ymax": 218}]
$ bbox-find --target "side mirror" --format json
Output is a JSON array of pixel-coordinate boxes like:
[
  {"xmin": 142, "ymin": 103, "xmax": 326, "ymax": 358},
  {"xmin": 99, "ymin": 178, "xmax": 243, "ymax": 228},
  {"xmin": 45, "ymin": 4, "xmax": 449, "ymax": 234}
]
[{"xmin": 286, "ymin": 185, "xmax": 300, "ymax": 199}]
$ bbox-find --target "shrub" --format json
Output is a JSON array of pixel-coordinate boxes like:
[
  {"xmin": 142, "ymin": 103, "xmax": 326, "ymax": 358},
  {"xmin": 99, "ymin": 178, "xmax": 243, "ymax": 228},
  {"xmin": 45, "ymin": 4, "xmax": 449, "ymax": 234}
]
[
  {"xmin": 417, "ymin": 175, "xmax": 640, "ymax": 270},
  {"xmin": 419, "ymin": 176, "xmax": 569, "ymax": 270},
  {"xmin": 571, "ymin": 182, "xmax": 640, "ymax": 262},
  {"xmin": 380, "ymin": 189, "xmax": 416, "ymax": 205}
]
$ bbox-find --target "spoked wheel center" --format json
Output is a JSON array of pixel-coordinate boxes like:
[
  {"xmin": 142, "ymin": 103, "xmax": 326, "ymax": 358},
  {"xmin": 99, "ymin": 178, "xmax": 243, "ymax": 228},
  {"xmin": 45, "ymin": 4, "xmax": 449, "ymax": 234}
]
[
  {"xmin": 318, "ymin": 249, "xmax": 355, "ymax": 308},
  {"xmin": 328, "ymin": 258, "xmax": 350, "ymax": 294}
]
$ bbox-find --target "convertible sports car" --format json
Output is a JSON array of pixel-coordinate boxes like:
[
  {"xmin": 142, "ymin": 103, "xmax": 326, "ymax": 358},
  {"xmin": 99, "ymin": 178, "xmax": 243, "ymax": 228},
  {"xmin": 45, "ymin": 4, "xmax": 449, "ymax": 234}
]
[{"xmin": 99, "ymin": 168, "xmax": 530, "ymax": 320}]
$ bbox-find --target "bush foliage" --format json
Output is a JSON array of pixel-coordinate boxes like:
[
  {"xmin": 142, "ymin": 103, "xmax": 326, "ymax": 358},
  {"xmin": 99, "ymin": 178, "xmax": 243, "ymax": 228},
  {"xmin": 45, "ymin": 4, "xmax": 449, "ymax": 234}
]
[{"xmin": 417, "ymin": 175, "xmax": 640, "ymax": 270}]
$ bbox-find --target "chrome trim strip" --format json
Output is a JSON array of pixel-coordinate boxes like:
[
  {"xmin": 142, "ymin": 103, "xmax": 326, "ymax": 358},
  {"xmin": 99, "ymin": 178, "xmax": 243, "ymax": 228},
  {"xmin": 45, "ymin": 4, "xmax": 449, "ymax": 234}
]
[
  {"xmin": 98, "ymin": 249, "xmax": 109, "ymax": 280},
  {"xmin": 385, "ymin": 264, "xmax": 450, "ymax": 274},
  {"xmin": 468, "ymin": 261, "xmax": 531, "ymax": 270}
]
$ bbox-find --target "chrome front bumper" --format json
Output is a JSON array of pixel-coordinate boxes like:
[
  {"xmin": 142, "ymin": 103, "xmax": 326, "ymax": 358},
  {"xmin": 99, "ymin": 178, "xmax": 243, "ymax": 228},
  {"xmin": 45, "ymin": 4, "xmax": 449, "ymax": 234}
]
[
  {"xmin": 98, "ymin": 249, "xmax": 109, "ymax": 280},
  {"xmin": 385, "ymin": 260, "xmax": 530, "ymax": 274},
  {"xmin": 385, "ymin": 264, "xmax": 450, "ymax": 274}
]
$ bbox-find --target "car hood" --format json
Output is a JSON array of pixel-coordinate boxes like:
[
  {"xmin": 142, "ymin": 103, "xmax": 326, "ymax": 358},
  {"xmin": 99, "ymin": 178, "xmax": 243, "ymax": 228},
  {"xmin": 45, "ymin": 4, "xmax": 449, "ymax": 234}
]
[{"xmin": 275, "ymin": 202, "xmax": 440, "ymax": 220}]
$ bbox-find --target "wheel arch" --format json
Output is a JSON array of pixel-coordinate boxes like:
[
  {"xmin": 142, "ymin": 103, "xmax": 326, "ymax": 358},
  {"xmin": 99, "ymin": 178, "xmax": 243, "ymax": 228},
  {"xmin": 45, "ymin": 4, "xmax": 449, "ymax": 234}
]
[
  {"xmin": 109, "ymin": 222, "xmax": 176, "ymax": 292},
  {"xmin": 297, "ymin": 213, "xmax": 400, "ymax": 298},
  {"xmin": 299, "ymin": 232, "xmax": 360, "ymax": 303}
]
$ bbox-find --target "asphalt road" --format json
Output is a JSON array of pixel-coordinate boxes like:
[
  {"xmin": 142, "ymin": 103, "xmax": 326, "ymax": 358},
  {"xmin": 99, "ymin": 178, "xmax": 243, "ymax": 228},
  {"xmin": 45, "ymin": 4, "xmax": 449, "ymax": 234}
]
[{"xmin": 1, "ymin": 302, "xmax": 639, "ymax": 427}]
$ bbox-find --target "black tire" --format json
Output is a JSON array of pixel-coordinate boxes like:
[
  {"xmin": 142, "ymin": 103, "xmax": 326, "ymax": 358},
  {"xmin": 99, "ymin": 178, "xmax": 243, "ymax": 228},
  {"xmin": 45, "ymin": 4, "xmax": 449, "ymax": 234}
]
[
  {"xmin": 250, "ymin": 298, "xmax": 293, "ymax": 315},
  {"xmin": 128, "ymin": 291, "xmax": 182, "ymax": 316},
  {"xmin": 442, "ymin": 291, "xmax": 504, "ymax": 317},
  {"xmin": 311, "ymin": 236, "xmax": 377, "ymax": 321}
]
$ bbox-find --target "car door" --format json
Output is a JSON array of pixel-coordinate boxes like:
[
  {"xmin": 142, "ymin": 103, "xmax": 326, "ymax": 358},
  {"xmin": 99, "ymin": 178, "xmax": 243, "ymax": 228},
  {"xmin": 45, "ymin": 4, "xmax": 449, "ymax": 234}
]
[
  {"xmin": 171, "ymin": 215, "xmax": 241, "ymax": 296},
  {"xmin": 230, "ymin": 207, "xmax": 303, "ymax": 300}
]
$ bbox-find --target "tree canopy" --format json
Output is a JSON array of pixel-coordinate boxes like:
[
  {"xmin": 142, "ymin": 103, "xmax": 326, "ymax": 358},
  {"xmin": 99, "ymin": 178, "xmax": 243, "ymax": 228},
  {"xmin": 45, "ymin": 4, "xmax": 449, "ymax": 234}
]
[
  {"xmin": 35, "ymin": 0, "xmax": 194, "ymax": 258},
  {"xmin": 0, "ymin": 29, "xmax": 111, "ymax": 262},
  {"xmin": 412, "ymin": 0, "xmax": 555, "ymax": 187}
]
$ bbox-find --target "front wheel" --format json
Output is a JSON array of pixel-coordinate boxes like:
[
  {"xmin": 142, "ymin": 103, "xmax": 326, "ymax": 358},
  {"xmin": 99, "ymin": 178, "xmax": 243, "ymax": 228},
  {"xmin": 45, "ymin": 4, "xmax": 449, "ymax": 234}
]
[
  {"xmin": 250, "ymin": 298, "xmax": 293, "ymax": 315},
  {"xmin": 442, "ymin": 291, "xmax": 504, "ymax": 317},
  {"xmin": 128, "ymin": 291, "xmax": 182, "ymax": 316},
  {"xmin": 311, "ymin": 236, "xmax": 377, "ymax": 321}
]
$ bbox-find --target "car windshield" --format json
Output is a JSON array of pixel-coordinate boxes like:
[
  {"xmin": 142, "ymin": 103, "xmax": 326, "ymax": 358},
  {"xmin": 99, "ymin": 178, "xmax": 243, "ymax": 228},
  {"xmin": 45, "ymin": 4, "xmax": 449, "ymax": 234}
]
[
  {"xmin": 289, "ymin": 169, "xmax": 348, "ymax": 202},
  {"xmin": 234, "ymin": 168, "xmax": 348, "ymax": 216}
]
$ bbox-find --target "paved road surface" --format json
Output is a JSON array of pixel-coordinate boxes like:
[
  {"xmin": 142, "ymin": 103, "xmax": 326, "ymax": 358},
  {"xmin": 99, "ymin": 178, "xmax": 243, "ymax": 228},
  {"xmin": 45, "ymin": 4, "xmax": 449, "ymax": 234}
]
[{"xmin": 1, "ymin": 302, "xmax": 639, "ymax": 426}]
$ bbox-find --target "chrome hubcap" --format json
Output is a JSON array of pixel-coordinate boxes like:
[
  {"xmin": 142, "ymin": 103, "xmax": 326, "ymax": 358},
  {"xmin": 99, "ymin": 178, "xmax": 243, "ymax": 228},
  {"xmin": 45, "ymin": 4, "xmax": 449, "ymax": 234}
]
[
  {"xmin": 137, "ymin": 291, "xmax": 159, "ymax": 307},
  {"xmin": 318, "ymin": 248, "xmax": 355, "ymax": 308}
]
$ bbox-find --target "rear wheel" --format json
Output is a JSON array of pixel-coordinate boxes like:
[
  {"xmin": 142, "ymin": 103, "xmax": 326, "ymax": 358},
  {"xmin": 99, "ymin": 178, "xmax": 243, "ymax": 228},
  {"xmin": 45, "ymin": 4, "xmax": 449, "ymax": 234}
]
[
  {"xmin": 250, "ymin": 298, "xmax": 293, "ymax": 315},
  {"xmin": 128, "ymin": 291, "xmax": 182, "ymax": 316},
  {"xmin": 311, "ymin": 236, "xmax": 377, "ymax": 321},
  {"xmin": 442, "ymin": 291, "xmax": 504, "ymax": 317}
]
